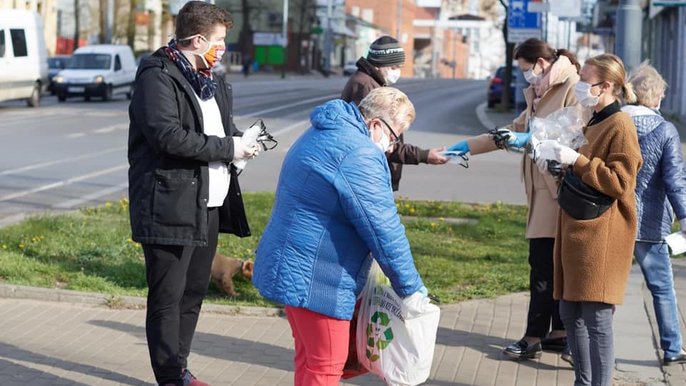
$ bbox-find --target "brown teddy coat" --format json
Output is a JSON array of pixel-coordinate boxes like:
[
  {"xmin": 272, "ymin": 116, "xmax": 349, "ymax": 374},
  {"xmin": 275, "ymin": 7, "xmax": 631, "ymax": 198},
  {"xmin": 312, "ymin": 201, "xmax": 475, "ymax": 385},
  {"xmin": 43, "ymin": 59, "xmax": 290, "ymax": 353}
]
[{"xmin": 553, "ymin": 109, "xmax": 643, "ymax": 305}]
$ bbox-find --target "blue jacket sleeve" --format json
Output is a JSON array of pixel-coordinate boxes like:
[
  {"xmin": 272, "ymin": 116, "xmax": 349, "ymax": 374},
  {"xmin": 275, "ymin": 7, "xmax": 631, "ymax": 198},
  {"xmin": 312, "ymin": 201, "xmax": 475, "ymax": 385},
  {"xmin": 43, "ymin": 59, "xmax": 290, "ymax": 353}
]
[
  {"xmin": 661, "ymin": 122, "xmax": 686, "ymax": 220},
  {"xmin": 333, "ymin": 147, "xmax": 424, "ymax": 298}
]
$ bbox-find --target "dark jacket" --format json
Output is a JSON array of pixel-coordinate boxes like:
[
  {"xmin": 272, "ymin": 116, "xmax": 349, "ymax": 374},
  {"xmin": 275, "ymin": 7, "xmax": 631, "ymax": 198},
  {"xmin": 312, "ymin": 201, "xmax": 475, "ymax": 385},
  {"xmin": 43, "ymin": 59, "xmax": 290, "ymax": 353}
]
[
  {"xmin": 127, "ymin": 48, "xmax": 250, "ymax": 246},
  {"xmin": 341, "ymin": 57, "xmax": 429, "ymax": 191},
  {"xmin": 623, "ymin": 105, "xmax": 686, "ymax": 241}
]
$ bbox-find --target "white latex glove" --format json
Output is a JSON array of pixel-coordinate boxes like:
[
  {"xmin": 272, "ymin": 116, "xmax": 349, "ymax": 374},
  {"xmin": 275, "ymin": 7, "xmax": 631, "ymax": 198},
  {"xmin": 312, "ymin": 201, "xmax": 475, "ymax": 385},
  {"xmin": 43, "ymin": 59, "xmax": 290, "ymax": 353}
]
[
  {"xmin": 680, "ymin": 218, "xmax": 686, "ymax": 233},
  {"xmin": 537, "ymin": 140, "xmax": 580, "ymax": 166},
  {"xmin": 232, "ymin": 136, "xmax": 259, "ymax": 162}
]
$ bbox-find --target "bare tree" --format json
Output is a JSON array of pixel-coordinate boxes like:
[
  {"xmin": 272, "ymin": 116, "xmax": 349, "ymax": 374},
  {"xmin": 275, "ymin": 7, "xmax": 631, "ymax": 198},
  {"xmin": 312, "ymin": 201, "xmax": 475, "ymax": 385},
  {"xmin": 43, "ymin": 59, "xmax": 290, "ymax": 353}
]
[
  {"xmin": 296, "ymin": 0, "xmax": 314, "ymax": 73},
  {"xmin": 498, "ymin": 0, "xmax": 514, "ymax": 110},
  {"xmin": 73, "ymin": 0, "xmax": 80, "ymax": 52},
  {"xmin": 127, "ymin": 0, "xmax": 137, "ymax": 50},
  {"xmin": 98, "ymin": 0, "xmax": 107, "ymax": 43}
]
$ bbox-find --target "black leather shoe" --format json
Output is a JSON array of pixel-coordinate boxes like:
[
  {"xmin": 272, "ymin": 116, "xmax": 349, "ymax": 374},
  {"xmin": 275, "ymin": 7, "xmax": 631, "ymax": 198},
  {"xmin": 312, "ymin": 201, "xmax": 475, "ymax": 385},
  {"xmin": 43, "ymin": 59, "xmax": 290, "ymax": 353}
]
[
  {"xmin": 541, "ymin": 336, "xmax": 567, "ymax": 352},
  {"xmin": 664, "ymin": 350, "xmax": 686, "ymax": 366},
  {"xmin": 503, "ymin": 339, "xmax": 542, "ymax": 360}
]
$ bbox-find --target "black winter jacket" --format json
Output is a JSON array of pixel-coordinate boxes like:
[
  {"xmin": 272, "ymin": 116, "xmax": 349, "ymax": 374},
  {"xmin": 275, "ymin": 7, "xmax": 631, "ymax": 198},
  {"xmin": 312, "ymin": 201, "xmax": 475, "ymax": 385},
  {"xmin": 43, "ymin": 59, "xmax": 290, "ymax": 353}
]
[{"xmin": 127, "ymin": 48, "xmax": 250, "ymax": 246}]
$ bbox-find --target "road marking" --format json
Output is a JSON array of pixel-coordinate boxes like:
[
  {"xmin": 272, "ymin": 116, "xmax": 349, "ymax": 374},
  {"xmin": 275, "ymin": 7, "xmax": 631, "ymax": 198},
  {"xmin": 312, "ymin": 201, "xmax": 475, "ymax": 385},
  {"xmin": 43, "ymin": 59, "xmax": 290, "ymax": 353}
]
[
  {"xmin": 243, "ymin": 94, "xmax": 337, "ymax": 118},
  {"xmin": 53, "ymin": 181, "xmax": 129, "ymax": 209},
  {"xmin": 0, "ymin": 165, "xmax": 128, "ymax": 202},
  {"xmin": 0, "ymin": 146, "xmax": 126, "ymax": 176},
  {"xmin": 66, "ymin": 133, "xmax": 86, "ymax": 138},
  {"xmin": 272, "ymin": 119, "xmax": 310, "ymax": 137},
  {"xmin": 93, "ymin": 123, "xmax": 128, "ymax": 133}
]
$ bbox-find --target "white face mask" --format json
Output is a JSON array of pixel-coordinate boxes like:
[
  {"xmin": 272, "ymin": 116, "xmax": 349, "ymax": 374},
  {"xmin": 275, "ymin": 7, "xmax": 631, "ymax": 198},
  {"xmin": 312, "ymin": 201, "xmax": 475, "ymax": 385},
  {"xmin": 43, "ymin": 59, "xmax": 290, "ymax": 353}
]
[
  {"xmin": 373, "ymin": 131, "xmax": 391, "ymax": 152},
  {"xmin": 523, "ymin": 69, "xmax": 541, "ymax": 85},
  {"xmin": 575, "ymin": 81, "xmax": 601, "ymax": 107},
  {"xmin": 385, "ymin": 69, "xmax": 401, "ymax": 85}
]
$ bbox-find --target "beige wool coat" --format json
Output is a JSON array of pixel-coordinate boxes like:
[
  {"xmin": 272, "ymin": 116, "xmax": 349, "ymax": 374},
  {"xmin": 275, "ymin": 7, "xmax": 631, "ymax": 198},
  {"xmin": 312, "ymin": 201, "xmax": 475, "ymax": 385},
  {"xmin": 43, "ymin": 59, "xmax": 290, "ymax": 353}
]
[
  {"xmin": 468, "ymin": 57, "xmax": 580, "ymax": 239},
  {"xmin": 553, "ymin": 111, "xmax": 642, "ymax": 305}
]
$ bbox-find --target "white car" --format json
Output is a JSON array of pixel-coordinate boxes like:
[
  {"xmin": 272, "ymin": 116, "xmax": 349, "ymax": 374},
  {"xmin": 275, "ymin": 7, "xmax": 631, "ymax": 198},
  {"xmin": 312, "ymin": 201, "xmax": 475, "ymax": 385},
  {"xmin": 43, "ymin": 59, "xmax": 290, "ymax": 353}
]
[
  {"xmin": 53, "ymin": 44, "xmax": 137, "ymax": 102},
  {"xmin": 0, "ymin": 10, "xmax": 49, "ymax": 107}
]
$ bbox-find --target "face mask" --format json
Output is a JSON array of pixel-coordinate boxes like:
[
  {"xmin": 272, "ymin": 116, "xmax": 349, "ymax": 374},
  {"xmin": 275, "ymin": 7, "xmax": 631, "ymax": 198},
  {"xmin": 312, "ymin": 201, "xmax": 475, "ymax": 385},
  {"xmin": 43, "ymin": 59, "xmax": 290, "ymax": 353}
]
[
  {"xmin": 195, "ymin": 36, "xmax": 225, "ymax": 69},
  {"xmin": 523, "ymin": 69, "xmax": 541, "ymax": 85},
  {"xmin": 385, "ymin": 69, "xmax": 401, "ymax": 85},
  {"xmin": 373, "ymin": 131, "xmax": 391, "ymax": 152},
  {"xmin": 575, "ymin": 81, "xmax": 600, "ymax": 107}
]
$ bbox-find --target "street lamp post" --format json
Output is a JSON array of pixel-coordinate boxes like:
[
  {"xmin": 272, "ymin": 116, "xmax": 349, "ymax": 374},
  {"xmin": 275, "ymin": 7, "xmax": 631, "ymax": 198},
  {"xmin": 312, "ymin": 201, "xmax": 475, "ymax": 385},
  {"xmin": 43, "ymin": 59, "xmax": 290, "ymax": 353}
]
[
  {"xmin": 282, "ymin": 0, "xmax": 289, "ymax": 79},
  {"xmin": 615, "ymin": 0, "xmax": 642, "ymax": 71}
]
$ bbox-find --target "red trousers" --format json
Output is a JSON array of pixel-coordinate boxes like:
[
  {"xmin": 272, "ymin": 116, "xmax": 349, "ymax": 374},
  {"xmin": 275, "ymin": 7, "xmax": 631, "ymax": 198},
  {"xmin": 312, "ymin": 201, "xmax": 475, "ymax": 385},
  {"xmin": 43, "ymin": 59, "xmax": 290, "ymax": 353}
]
[{"xmin": 285, "ymin": 306, "xmax": 350, "ymax": 386}]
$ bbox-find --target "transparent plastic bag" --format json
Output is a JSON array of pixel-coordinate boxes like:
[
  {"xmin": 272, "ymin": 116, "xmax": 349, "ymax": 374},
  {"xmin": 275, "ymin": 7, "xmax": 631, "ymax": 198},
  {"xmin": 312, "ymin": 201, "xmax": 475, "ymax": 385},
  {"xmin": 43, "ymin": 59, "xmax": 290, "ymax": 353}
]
[{"xmin": 527, "ymin": 105, "xmax": 587, "ymax": 160}]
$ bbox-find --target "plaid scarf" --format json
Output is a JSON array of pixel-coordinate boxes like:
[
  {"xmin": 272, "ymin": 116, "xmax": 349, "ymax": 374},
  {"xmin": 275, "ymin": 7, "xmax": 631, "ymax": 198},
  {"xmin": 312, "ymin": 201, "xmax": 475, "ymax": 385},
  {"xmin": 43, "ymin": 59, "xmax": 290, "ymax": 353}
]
[{"xmin": 164, "ymin": 39, "xmax": 217, "ymax": 101}]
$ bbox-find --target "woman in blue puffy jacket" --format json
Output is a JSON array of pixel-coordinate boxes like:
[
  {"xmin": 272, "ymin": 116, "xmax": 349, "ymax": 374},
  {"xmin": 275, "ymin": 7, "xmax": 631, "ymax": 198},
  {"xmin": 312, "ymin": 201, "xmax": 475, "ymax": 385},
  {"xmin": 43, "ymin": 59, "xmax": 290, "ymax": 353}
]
[
  {"xmin": 622, "ymin": 63, "xmax": 686, "ymax": 366},
  {"xmin": 253, "ymin": 87, "xmax": 426, "ymax": 386}
]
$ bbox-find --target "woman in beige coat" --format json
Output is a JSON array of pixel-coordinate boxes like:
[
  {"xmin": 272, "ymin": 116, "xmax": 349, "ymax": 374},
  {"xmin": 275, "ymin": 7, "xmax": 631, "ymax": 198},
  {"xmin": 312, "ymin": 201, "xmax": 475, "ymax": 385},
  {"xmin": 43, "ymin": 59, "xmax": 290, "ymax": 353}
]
[
  {"xmin": 447, "ymin": 38, "xmax": 580, "ymax": 360},
  {"xmin": 537, "ymin": 54, "xmax": 642, "ymax": 386}
]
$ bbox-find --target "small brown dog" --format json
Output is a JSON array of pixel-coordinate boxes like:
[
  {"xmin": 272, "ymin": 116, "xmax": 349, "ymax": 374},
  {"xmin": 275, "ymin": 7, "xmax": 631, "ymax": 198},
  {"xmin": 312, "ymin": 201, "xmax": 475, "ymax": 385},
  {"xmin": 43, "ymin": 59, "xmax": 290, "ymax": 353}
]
[{"xmin": 210, "ymin": 254, "xmax": 254, "ymax": 297}]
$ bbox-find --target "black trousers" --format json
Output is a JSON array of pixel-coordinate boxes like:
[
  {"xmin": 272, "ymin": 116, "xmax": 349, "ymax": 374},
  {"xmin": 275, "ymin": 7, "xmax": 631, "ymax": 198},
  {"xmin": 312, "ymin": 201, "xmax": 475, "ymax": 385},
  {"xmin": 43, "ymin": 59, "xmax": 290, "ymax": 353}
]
[
  {"xmin": 525, "ymin": 237, "xmax": 564, "ymax": 338},
  {"xmin": 142, "ymin": 208, "xmax": 219, "ymax": 385}
]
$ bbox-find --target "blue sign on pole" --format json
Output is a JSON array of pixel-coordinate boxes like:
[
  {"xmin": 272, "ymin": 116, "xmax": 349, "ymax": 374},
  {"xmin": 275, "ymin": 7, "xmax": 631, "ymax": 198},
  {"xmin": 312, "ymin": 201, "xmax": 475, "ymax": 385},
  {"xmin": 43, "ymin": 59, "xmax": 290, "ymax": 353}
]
[{"xmin": 508, "ymin": 0, "xmax": 542, "ymax": 43}]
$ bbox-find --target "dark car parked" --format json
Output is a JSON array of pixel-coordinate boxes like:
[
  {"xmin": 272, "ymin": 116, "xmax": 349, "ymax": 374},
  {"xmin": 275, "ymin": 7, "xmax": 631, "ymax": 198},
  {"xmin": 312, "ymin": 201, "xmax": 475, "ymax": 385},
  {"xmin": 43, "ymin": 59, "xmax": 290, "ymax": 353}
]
[
  {"xmin": 47, "ymin": 55, "xmax": 71, "ymax": 94},
  {"xmin": 487, "ymin": 65, "xmax": 518, "ymax": 108}
]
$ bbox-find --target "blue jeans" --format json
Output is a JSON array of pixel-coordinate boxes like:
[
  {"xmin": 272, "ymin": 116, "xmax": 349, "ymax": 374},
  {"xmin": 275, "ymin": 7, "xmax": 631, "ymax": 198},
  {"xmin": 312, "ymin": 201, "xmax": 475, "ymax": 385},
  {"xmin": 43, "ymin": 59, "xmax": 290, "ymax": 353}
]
[
  {"xmin": 560, "ymin": 300, "xmax": 614, "ymax": 386},
  {"xmin": 634, "ymin": 241, "xmax": 683, "ymax": 357}
]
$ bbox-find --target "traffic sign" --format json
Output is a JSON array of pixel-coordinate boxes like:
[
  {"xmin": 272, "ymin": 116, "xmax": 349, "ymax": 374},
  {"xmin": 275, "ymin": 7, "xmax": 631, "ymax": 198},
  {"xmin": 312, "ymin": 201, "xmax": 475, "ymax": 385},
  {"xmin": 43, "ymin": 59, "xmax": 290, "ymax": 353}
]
[{"xmin": 508, "ymin": 0, "xmax": 542, "ymax": 43}]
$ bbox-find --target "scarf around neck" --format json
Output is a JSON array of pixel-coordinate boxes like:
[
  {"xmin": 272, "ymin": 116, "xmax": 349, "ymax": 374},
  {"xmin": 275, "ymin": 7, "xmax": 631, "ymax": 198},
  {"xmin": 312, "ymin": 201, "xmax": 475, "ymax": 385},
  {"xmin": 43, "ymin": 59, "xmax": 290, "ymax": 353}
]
[{"xmin": 163, "ymin": 39, "xmax": 217, "ymax": 101}]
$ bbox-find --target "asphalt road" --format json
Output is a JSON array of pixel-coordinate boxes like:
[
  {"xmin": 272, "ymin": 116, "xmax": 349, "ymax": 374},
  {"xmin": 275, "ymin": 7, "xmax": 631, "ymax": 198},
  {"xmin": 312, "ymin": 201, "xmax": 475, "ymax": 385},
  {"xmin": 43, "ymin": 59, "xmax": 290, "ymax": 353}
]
[{"xmin": 0, "ymin": 75, "xmax": 527, "ymax": 226}]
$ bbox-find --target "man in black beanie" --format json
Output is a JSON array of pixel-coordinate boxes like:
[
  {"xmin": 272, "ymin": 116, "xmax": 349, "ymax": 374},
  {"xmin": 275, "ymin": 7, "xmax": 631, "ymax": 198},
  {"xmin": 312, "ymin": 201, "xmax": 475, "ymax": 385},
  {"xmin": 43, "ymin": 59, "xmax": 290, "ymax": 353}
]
[{"xmin": 341, "ymin": 36, "xmax": 447, "ymax": 192}]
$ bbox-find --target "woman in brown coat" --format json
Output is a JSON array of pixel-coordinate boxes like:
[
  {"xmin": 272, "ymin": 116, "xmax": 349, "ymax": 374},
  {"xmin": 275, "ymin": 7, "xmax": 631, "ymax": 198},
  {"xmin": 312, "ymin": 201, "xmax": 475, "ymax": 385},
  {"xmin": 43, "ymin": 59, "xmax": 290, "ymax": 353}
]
[
  {"xmin": 448, "ymin": 38, "xmax": 580, "ymax": 360},
  {"xmin": 537, "ymin": 54, "xmax": 643, "ymax": 386}
]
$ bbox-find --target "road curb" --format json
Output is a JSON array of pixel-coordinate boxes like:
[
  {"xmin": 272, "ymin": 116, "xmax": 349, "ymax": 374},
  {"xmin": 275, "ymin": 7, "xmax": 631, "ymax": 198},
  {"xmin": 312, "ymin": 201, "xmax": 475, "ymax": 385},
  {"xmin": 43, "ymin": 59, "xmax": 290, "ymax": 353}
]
[
  {"xmin": 0, "ymin": 283, "xmax": 284, "ymax": 317},
  {"xmin": 476, "ymin": 101, "xmax": 497, "ymax": 130}
]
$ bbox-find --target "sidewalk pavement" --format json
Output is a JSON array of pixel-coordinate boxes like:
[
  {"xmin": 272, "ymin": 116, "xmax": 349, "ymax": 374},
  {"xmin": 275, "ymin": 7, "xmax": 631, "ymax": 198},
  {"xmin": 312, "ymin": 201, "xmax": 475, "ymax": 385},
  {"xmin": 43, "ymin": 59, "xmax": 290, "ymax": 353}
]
[{"xmin": 1, "ymin": 258, "xmax": 685, "ymax": 386}]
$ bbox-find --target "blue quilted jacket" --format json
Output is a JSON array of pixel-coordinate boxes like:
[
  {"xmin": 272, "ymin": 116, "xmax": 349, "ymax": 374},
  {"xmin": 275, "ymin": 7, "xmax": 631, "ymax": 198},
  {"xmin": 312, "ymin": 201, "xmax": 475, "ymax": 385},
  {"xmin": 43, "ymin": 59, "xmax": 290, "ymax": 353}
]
[
  {"xmin": 623, "ymin": 105, "xmax": 686, "ymax": 241},
  {"xmin": 252, "ymin": 99, "xmax": 424, "ymax": 320}
]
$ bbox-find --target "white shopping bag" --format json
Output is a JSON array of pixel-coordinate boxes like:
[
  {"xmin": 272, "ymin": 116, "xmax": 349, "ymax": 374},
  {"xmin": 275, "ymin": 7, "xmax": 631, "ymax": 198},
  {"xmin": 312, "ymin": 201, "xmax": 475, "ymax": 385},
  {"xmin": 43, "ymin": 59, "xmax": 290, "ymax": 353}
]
[{"xmin": 356, "ymin": 261, "xmax": 441, "ymax": 386}]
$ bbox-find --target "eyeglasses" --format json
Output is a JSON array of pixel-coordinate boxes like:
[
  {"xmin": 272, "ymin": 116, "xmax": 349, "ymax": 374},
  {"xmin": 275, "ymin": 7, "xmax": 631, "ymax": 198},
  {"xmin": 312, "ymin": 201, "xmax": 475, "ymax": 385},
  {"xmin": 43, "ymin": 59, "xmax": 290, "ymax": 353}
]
[
  {"xmin": 377, "ymin": 117, "xmax": 401, "ymax": 147},
  {"xmin": 251, "ymin": 119, "xmax": 278, "ymax": 151}
]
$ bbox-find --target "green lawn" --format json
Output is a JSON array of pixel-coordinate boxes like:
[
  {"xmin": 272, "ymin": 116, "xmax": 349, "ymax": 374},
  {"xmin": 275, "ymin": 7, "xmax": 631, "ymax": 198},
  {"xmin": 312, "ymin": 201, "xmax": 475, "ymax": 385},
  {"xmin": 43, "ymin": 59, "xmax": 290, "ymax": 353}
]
[{"xmin": 0, "ymin": 194, "xmax": 530, "ymax": 306}]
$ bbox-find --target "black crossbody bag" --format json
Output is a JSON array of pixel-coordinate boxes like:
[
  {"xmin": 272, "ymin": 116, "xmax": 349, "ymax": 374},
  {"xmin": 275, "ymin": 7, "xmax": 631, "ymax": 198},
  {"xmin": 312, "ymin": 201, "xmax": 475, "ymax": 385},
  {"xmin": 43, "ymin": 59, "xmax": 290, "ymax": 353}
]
[{"xmin": 557, "ymin": 169, "xmax": 615, "ymax": 220}]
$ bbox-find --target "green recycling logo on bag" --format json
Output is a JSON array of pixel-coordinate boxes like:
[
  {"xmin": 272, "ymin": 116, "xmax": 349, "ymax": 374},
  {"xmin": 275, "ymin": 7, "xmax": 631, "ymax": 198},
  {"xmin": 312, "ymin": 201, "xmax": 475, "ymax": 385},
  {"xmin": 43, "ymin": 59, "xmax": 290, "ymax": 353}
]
[{"xmin": 365, "ymin": 310, "xmax": 394, "ymax": 362}]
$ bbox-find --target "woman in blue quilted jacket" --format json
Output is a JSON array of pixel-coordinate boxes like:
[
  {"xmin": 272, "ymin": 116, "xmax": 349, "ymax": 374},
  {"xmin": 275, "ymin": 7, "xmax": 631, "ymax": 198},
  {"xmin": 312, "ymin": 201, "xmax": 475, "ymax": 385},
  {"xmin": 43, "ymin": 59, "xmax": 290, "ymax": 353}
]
[
  {"xmin": 622, "ymin": 63, "xmax": 686, "ymax": 366},
  {"xmin": 252, "ymin": 87, "xmax": 426, "ymax": 386}
]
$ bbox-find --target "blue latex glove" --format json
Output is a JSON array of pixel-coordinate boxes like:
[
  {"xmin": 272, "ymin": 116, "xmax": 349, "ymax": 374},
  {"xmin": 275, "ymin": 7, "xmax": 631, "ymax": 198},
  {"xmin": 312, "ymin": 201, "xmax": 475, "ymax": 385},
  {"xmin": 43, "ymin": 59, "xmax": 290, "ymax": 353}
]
[
  {"xmin": 447, "ymin": 140, "xmax": 469, "ymax": 155},
  {"xmin": 507, "ymin": 132, "xmax": 532, "ymax": 149}
]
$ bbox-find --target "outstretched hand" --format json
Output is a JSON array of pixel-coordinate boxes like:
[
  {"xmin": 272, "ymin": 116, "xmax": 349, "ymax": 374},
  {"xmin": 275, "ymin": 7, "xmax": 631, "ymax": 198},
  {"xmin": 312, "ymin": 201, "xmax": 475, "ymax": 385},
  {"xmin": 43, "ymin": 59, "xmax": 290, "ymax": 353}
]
[{"xmin": 427, "ymin": 147, "xmax": 449, "ymax": 164}]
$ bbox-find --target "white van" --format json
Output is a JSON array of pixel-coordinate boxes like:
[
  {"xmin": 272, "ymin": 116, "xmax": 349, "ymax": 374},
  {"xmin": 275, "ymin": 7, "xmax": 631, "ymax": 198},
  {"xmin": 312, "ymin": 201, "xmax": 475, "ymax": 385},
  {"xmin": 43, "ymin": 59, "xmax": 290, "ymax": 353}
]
[
  {"xmin": 0, "ymin": 10, "xmax": 48, "ymax": 107},
  {"xmin": 53, "ymin": 44, "xmax": 136, "ymax": 102}
]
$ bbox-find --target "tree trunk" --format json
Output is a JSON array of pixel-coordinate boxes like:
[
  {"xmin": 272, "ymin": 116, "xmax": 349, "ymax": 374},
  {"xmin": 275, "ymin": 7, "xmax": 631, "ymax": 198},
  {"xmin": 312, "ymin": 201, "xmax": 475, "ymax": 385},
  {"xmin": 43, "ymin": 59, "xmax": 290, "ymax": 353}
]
[
  {"xmin": 98, "ymin": 0, "xmax": 107, "ymax": 43},
  {"xmin": 238, "ymin": 0, "xmax": 253, "ymax": 56},
  {"xmin": 127, "ymin": 0, "xmax": 137, "ymax": 50},
  {"xmin": 73, "ymin": 0, "xmax": 80, "ymax": 52},
  {"xmin": 296, "ymin": 0, "xmax": 311, "ymax": 74},
  {"xmin": 499, "ymin": 0, "xmax": 514, "ymax": 110}
]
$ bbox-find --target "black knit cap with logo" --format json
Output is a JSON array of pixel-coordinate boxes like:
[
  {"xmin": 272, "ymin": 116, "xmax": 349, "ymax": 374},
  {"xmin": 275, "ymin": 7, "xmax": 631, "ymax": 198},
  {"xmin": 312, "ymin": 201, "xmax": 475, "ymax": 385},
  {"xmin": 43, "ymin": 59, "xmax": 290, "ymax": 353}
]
[{"xmin": 366, "ymin": 36, "xmax": 405, "ymax": 67}]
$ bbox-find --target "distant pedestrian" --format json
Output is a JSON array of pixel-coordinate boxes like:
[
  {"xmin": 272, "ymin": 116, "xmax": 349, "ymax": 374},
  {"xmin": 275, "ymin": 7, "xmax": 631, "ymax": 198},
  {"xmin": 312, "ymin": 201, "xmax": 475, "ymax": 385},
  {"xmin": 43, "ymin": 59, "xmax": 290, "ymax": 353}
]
[
  {"xmin": 537, "ymin": 53, "xmax": 643, "ymax": 386},
  {"xmin": 448, "ymin": 38, "xmax": 582, "ymax": 361},
  {"xmin": 341, "ymin": 35, "xmax": 448, "ymax": 191},
  {"xmin": 242, "ymin": 53, "xmax": 252, "ymax": 77},
  {"xmin": 253, "ymin": 87, "xmax": 427, "ymax": 386},
  {"xmin": 127, "ymin": 2, "xmax": 259, "ymax": 385},
  {"xmin": 623, "ymin": 63, "xmax": 686, "ymax": 366}
]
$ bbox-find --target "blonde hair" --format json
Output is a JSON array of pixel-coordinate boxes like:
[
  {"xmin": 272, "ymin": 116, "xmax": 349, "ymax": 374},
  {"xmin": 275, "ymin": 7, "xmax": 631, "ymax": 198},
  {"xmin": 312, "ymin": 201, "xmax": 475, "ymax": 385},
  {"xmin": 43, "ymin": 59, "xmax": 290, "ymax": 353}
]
[
  {"xmin": 628, "ymin": 61, "xmax": 667, "ymax": 107},
  {"xmin": 358, "ymin": 87, "xmax": 416, "ymax": 132},
  {"xmin": 585, "ymin": 53, "xmax": 637, "ymax": 104}
]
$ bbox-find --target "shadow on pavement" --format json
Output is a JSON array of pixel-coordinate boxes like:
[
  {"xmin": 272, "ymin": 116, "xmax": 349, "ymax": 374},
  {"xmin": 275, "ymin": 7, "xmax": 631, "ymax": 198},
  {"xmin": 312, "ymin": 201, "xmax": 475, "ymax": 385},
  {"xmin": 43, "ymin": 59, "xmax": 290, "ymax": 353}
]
[{"xmin": 0, "ymin": 343, "xmax": 143, "ymax": 385}]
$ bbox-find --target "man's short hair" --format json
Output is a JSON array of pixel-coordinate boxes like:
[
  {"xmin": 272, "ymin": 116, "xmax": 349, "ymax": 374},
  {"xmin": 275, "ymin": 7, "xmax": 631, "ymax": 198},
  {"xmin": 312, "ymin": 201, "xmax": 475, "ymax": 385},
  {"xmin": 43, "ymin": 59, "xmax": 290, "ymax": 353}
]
[{"xmin": 176, "ymin": 1, "xmax": 233, "ymax": 42}]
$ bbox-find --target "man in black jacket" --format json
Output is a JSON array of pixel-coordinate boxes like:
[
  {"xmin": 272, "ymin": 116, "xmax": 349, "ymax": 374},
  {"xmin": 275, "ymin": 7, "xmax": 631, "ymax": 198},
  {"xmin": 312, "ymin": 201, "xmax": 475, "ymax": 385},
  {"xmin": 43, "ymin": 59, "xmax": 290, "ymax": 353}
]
[
  {"xmin": 127, "ymin": 2, "xmax": 257, "ymax": 385},
  {"xmin": 341, "ymin": 36, "xmax": 448, "ymax": 191}
]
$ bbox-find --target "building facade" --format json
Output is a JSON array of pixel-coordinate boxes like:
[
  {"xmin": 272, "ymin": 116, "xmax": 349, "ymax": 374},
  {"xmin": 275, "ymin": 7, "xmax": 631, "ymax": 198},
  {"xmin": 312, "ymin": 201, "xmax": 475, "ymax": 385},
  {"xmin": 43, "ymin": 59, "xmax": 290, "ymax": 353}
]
[{"xmin": 1, "ymin": 0, "xmax": 58, "ymax": 54}]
